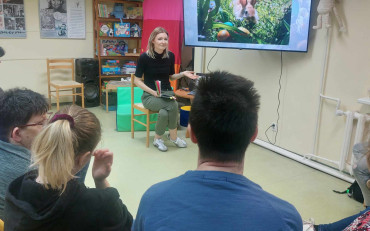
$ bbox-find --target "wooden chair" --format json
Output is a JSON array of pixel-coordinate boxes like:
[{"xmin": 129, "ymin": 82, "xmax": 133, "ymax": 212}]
[
  {"xmin": 47, "ymin": 58, "xmax": 84, "ymax": 110},
  {"xmin": 0, "ymin": 218, "xmax": 4, "ymax": 231},
  {"xmin": 131, "ymin": 74, "xmax": 158, "ymax": 147}
]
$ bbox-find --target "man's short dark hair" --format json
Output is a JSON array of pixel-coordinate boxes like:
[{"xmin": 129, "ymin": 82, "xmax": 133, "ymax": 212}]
[
  {"xmin": 189, "ymin": 71, "xmax": 260, "ymax": 162},
  {"xmin": 0, "ymin": 88, "xmax": 48, "ymax": 142}
]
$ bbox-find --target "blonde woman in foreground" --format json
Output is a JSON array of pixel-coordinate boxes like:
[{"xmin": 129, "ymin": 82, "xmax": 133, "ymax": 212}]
[{"xmin": 4, "ymin": 105, "xmax": 133, "ymax": 231}]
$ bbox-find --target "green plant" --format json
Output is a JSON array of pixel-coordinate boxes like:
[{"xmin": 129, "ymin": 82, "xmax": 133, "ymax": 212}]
[
  {"xmin": 198, "ymin": 0, "xmax": 221, "ymax": 38},
  {"xmin": 197, "ymin": 0, "xmax": 291, "ymax": 45}
]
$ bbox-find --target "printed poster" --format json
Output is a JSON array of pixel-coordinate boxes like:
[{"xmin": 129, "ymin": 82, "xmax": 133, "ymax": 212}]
[
  {"xmin": 0, "ymin": 0, "xmax": 26, "ymax": 38},
  {"xmin": 39, "ymin": 0, "xmax": 85, "ymax": 39}
]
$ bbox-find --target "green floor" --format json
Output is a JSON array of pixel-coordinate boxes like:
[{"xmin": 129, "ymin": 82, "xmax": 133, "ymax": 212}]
[{"xmin": 83, "ymin": 106, "xmax": 363, "ymax": 224}]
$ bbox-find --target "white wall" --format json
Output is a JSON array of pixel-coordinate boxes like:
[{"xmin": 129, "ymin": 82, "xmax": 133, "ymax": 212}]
[
  {"xmin": 194, "ymin": 0, "xmax": 370, "ymax": 167},
  {"xmin": 0, "ymin": 0, "xmax": 94, "ymax": 95},
  {"xmin": 0, "ymin": 0, "xmax": 369, "ymax": 167}
]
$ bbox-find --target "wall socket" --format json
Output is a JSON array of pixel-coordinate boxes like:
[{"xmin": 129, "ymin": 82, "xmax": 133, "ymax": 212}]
[{"xmin": 272, "ymin": 123, "xmax": 278, "ymax": 132}]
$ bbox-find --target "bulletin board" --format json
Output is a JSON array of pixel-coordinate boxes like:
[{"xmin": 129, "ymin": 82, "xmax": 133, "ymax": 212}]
[
  {"xmin": 39, "ymin": 0, "xmax": 85, "ymax": 39},
  {"xmin": 0, "ymin": 0, "xmax": 26, "ymax": 38}
]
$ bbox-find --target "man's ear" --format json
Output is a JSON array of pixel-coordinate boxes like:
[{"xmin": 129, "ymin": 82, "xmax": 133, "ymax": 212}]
[
  {"xmin": 188, "ymin": 125, "xmax": 198, "ymax": 144},
  {"xmin": 10, "ymin": 127, "xmax": 22, "ymax": 143},
  {"xmin": 250, "ymin": 126, "xmax": 258, "ymax": 142}
]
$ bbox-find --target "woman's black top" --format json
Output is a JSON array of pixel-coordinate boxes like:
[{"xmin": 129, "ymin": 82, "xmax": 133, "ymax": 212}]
[{"xmin": 135, "ymin": 51, "xmax": 175, "ymax": 91}]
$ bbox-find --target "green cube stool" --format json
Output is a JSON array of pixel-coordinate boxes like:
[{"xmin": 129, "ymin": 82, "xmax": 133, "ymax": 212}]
[{"xmin": 116, "ymin": 87, "xmax": 157, "ymax": 132}]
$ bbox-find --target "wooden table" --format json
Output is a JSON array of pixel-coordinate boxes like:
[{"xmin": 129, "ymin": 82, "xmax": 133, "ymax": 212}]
[
  {"xmin": 174, "ymin": 89, "xmax": 194, "ymax": 102},
  {"xmin": 105, "ymin": 81, "xmax": 130, "ymax": 112}
]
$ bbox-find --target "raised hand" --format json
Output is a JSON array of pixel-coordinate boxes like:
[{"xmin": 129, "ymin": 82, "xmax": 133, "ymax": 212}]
[{"xmin": 92, "ymin": 149, "xmax": 113, "ymax": 184}]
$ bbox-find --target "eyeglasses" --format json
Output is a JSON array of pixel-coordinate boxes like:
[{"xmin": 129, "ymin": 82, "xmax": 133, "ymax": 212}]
[{"xmin": 18, "ymin": 112, "xmax": 54, "ymax": 128}]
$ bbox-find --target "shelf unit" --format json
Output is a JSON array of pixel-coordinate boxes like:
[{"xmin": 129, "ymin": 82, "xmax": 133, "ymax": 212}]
[{"xmin": 93, "ymin": 0, "xmax": 143, "ymax": 102}]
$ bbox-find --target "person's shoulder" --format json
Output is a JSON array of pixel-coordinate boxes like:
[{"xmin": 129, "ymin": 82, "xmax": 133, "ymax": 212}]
[
  {"xmin": 0, "ymin": 139, "xmax": 31, "ymax": 155},
  {"xmin": 84, "ymin": 187, "xmax": 120, "ymax": 200},
  {"xmin": 168, "ymin": 51, "xmax": 175, "ymax": 58},
  {"xmin": 138, "ymin": 52, "xmax": 150, "ymax": 62},
  {"xmin": 139, "ymin": 52, "xmax": 149, "ymax": 58},
  {"xmin": 258, "ymin": 190, "xmax": 302, "ymax": 229},
  {"xmin": 79, "ymin": 187, "xmax": 132, "ymax": 229},
  {"xmin": 80, "ymin": 187, "xmax": 122, "ymax": 212},
  {"xmin": 0, "ymin": 141, "xmax": 31, "ymax": 177},
  {"xmin": 141, "ymin": 175, "xmax": 183, "ymax": 201},
  {"xmin": 353, "ymin": 142, "xmax": 369, "ymax": 155}
]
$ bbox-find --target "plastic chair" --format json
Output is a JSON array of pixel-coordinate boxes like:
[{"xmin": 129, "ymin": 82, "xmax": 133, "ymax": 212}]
[
  {"xmin": 131, "ymin": 74, "xmax": 158, "ymax": 147},
  {"xmin": 47, "ymin": 58, "xmax": 84, "ymax": 110}
]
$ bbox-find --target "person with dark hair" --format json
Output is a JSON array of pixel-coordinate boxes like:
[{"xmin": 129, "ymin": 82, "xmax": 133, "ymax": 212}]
[
  {"xmin": 0, "ymin": 47, "xmax": 5, "ymax": 58},
  {"xmin": 134, "ymin": 27, "xmax": 197, "ymax": 152},
  {"xmin": 5, "ymin": 105, "xmax": 133, "ymax": 230},
  {"xmin": 0, "ymin": 88, "xmax": 49, "ymax": 220},
  {"xmin": 304, "ymin": 142, "xmax": 370, "ymax": 231},
  {"xmin": 133, "ymin": 71, "xmax": 302, "ymax": 230}
]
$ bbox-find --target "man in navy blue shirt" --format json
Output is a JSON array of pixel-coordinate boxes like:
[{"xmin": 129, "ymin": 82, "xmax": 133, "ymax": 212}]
[{"xmin": 133, "ymin": 71, "xmax": 303, "ymax": 231}]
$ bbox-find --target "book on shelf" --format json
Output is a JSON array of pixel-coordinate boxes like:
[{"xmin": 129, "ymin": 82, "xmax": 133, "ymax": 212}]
[
  {"xmin": 100, "ymin": 39, "xmax": 128, "ymax": 56},
  {"xmin": 101, "ymin": 60, "xmax": 136, "ymax": 75},
  {"xmin": 98, "ymin": 4, "xmax": 109, "ymax": 18},
  {"xmin": 114, "ymin": 22, "xmax": 130, "ymax": 37},
  {"xmin": 99, "ymin": 22, "xmax": 113, "ymax": 37},
  {"xmin": 102, "ymin": 65, "xmax": 121, "ymax": 75},
  {"xmin": 130, "ymin": 23, "xmax": 141, "ymax": 37},
  {"xmin": 124, "ymin": 6, "xmax": 143, "ymax": 19},
  {"xmin": 122, "ymin": 61, "xmax": 136, "ymax": 74}
]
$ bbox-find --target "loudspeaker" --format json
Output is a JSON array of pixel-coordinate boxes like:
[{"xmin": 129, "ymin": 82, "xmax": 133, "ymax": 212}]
[
  {"xmin": 75, "ymin": 59, "xmax": 100, "ymax": 107},
  {"xmin": 101, "ymin": 91, "xmax": 117, "ymax": 106}
]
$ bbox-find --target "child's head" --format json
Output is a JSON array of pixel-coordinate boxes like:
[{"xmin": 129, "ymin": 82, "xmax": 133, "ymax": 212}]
[{"xmin": 31, "ymin": 105, "xmax": 101, "ymax": 192}]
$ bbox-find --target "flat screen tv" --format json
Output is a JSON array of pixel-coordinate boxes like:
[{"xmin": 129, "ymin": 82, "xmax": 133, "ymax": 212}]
[{"xmin": 184, "ymin": 0, "xmax": 312, "ymax": 52}]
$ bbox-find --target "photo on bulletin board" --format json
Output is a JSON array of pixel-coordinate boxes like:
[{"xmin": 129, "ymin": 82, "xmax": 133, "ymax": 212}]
[
  {"xmin": 0, "ymin": 0, "xmax": 26, "ymax": 38},
  {"xmin": 39, "ymin": 0, "xmax": 85, "ymax": 39}
]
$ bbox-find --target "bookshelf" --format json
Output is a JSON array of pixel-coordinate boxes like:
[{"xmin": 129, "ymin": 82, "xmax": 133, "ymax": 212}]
[{"xmin": 93, "ymin": 0, "xmax": 143, "ymax": 103}]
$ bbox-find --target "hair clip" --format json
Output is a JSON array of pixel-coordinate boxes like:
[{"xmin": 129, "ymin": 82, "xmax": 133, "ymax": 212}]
[{"xmin": 50, "ymin": 114, "xmax": 74, "ymax": 128}]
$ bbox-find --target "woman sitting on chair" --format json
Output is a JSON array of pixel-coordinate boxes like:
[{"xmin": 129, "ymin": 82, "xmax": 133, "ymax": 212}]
[
  {"xmin": 134, "ymin": 27, "xmax": 197, "ymax": 152},
  {"xmin": 5, "ymin": 105, "xmax": 133, "ymax": 231}
]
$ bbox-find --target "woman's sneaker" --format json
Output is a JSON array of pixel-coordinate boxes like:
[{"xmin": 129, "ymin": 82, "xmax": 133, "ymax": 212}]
[
  {"xmin": 153, "ymin": 138, "xmax": 168, "ymax": 152},
  {"xmin": 303, "ymin": 218, "xmax": 315, "ymax": 231},
  {"xmin": 167, "ymin": 134, "xmax": 187, "ymax": 148}
]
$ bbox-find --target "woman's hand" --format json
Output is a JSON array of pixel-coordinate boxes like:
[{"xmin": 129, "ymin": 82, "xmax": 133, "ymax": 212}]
[
  {"xmin": 92, "ymin": 149, "xmax": 113, "ymax": 185},
  {"xmin": 151, "ymin": 89, "xmax": 159, "ymax": 97},
  {"xmin": 182, "ymin": 71, "xmax": 198, "ymax": 80},
  {"xmin": 134, "ymin": 76, "xmax": 159, "ymax": 98}
]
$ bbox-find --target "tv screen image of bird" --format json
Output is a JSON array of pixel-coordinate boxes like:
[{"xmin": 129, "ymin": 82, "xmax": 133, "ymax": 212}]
[{"xmin": 184, "ymin": 0, "xmax": 312, "ymax": 52}]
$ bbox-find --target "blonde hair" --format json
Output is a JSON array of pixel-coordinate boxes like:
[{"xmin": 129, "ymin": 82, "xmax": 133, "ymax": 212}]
[
  {"xmin": 31, "ymin": 105, "xmax": 101, "ymax": 193},
  {"xmin": 146, "ymin": 27, "xmax": 169, "ymax": 59}
]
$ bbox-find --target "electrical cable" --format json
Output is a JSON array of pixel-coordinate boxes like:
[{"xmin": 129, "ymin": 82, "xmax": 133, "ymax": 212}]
[
  {"xmin": 264, "ymin": 124, "xmax": 274, "ymax": 144},
  {"xmin": 265, "ymin": 51, "xmax": 283, "ymax": 145},
  {"xmin": 207, "ymin": 48, "xmax": 219, "ymax": 72}
]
